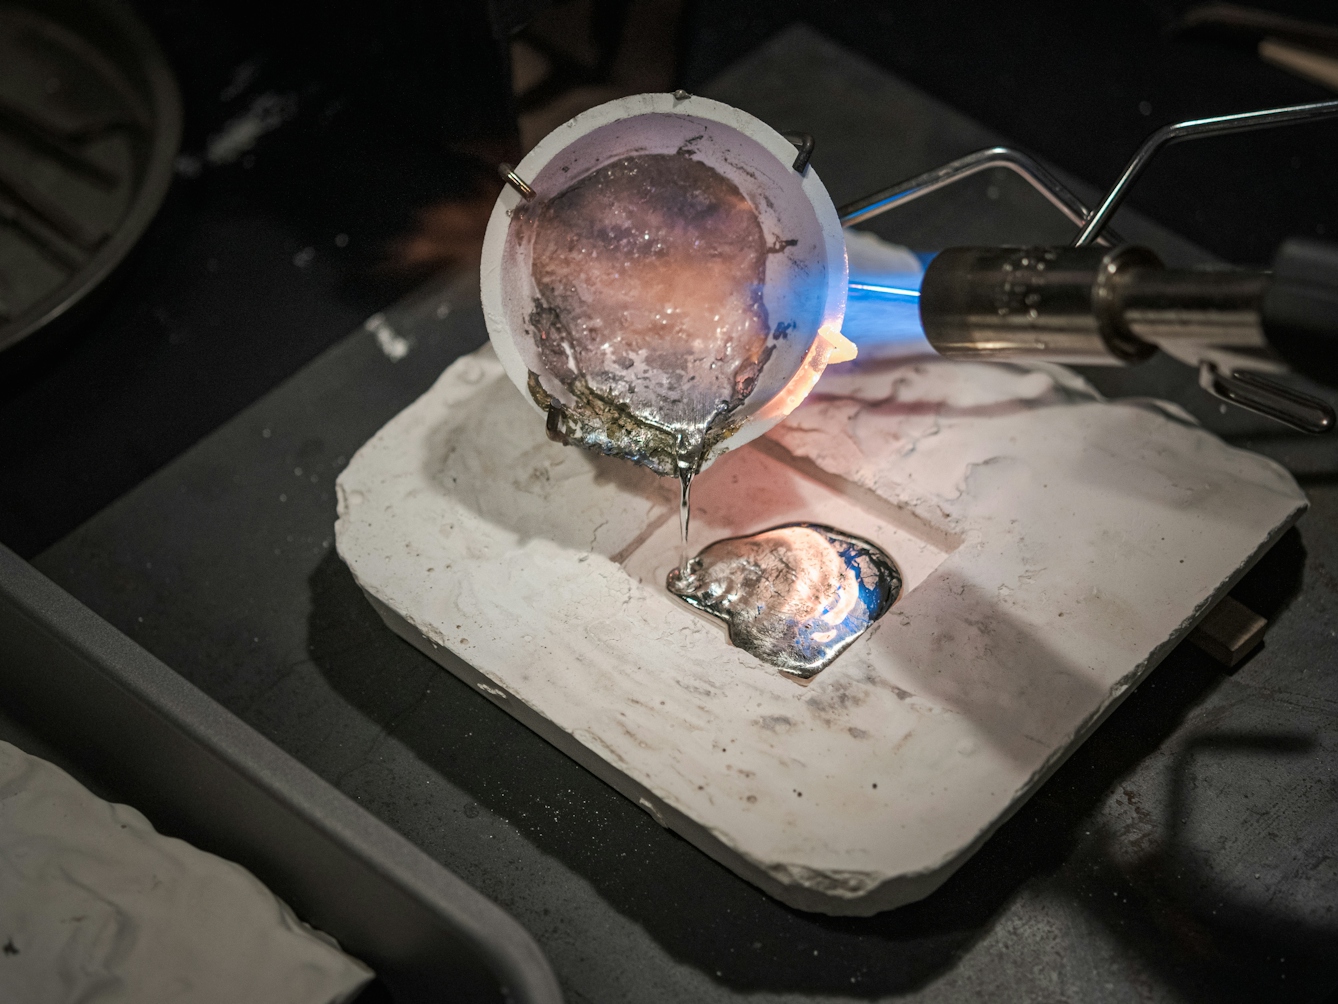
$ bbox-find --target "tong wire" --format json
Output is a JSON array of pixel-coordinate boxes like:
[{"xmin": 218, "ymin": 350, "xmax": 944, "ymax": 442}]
[
  {"xmin": 838, "ymin": 146, "xmax": 1122, "ymax": 246},
  {"xmin": 1073, "ymin": 98, "xmax": 1338, "ymax": 246}
]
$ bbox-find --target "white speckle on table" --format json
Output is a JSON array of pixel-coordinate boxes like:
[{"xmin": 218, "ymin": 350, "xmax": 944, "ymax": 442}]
[
  {"xmin": 364, "ymin": 313, "xmax": 410, "ymax": 362},
  {"xmin": 205, "ymin": 92, "xmax": 298, "ymax": 165},
  {"xmin": 219, "ymin": 58, "xmax": 261, "ymax": 102},
  {"xmin": 336, "ymin": 344, "xmax": 1305, "ymax": 915}
]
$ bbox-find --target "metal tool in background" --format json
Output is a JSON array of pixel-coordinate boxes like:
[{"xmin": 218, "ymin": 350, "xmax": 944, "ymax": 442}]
[
  {"xmin": 843, "ymin": 99, "xmax": 1338, "ymax": 434},
  {"xmin": 0, "ymin": 0, "xmax": 180, "ymax": 358},
  {"xmin": 1173, "ymin": 4, "xmax": 1338, "ymax": 93}
]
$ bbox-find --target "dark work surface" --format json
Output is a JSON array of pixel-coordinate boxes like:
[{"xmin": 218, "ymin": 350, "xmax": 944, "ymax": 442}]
[
  {"xmin": 6, "ymin": 0, "xmax": 1337, "ymax": 562},
  {"xmin": 681, "ymin": 0, "xmax": 1338, "ymax": 268},
  {"xmin": 31, "ymin": 29, "xmax": 1338, "ymax": 1003},
  {"xmin": 0, "ymin": 0, "xmax": 508, "ymax": 558}
]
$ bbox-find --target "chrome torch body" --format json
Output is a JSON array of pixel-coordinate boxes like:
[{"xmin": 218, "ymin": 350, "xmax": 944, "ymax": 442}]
[{"xmin": 918, "ymin": 238, "xmax": 1338, "ymax": 434}]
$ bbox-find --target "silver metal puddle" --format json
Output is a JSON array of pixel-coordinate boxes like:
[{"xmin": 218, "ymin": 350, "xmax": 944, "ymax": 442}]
[{"xmin": 667, "ymin": 523, "xmax": 901, "ymax": 677}]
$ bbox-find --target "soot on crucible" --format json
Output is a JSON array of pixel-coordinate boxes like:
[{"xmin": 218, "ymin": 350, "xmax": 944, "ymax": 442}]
[
  {"xmin": 667, "ymin": 523, "xmax": 902, "ymax": 678},
  {"xmin": 524, "ymin": 151, "xmax": 775, "ymax": 483}
]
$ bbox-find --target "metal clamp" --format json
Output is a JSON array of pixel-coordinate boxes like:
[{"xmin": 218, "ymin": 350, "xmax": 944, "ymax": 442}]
[
  {"xmin": 1198, "ymin": 361, "xmax": 1336, "ymax": 434},
  {"xmin": 1073, "ymin": 99, "xmax": 1338, "ymax": 246},
  {"xmin": 838, "ymin": 146, "xmax": 1121, "ymax": 246},
  {"xmin": 780, "ymin": 132, "xmax": 815, "ymax": 174},
  {"xmin": 497, "ymin": 162, "xmax": 535, "ymax": 200},
  {"xmin": 840, "ymin": 99, "xmax": 1338, "ymax": 249}
]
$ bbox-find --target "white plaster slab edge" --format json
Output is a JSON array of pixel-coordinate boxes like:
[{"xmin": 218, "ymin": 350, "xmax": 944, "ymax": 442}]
[{"xmin": 335, "ymin": 345, "xmax": 1305, "ymax": 915}]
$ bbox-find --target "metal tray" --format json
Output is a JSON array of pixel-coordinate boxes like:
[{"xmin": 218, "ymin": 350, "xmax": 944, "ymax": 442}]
[{"xmin": 0, "ymin": 543, "xmax": 563, "ymax": 1004}]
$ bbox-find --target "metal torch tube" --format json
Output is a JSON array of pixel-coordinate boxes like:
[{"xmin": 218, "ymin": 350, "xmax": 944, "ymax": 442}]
[
  {"xmin": 916, "ymin": 242, "xmax": 1334, "ymax": 434},
  {"xmin": 919, "ymin": 245, "xmax": 1161, "ymax": 364},
  {"xmin": 1114, "ymin": 267, "xmax": 1270, "ymax": 353}
]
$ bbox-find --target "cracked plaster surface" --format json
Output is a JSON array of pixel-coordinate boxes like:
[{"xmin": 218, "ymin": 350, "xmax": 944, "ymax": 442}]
[
  {"xmin": 0, "ymin": 742, "xmax": 372, "ymax": 1003},
  {"xmin": 335, "ymin": 345, "xmax": 1305, "ymax": 914}
]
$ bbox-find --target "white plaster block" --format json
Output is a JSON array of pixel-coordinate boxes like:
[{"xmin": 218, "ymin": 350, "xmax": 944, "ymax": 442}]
[
  {"xmin": 0, "ymin": 742, "xmax": 372, "ymax": 1003},
  {"xmin": 335, "ymin": 345, "xmax": 1305, "ymax": 914}
]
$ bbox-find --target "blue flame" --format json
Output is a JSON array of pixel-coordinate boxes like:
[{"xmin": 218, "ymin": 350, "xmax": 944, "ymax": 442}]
[
  {"xmin": 848, "ymin": 281, "xmax": 921, "ymax": 299},
  {"xmin": 836, "ymin": 233, "xmax": 935, "ymax": 359},
  {"xmin": 843, "ymin": 265, "xmax": 932, "ymax": 357}
]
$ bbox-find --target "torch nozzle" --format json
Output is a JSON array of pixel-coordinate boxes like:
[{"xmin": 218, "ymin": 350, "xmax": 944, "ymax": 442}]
[{"xmin": 918, "ymin": 240, "xmax": 1338, "ymax": 434}]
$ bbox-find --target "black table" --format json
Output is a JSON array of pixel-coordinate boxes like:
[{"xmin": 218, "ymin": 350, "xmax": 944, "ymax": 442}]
[{"xmin": 27, "ymin": 27, "xmax": 1338, "ymax": 1004}]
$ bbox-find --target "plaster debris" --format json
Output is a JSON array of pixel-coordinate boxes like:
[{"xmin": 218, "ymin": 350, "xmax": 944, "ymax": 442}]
[{"xmin": 0, "ymin": 741, "xmax": 372, "ymax": 1003}]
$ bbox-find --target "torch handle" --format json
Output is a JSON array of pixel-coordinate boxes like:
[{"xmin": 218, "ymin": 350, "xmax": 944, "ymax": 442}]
[
  {"xmin": 918, "ymin": 240, "xmax": 1338, "ymax": 433},
  {"xmin": 1263, "ymin": 238, "xmax": 1338, "ymax": 387}
]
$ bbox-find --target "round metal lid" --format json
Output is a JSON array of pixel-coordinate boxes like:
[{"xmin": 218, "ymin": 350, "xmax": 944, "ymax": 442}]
[{"xmin": 0, "ymin": 0, "xmax": 181, "ymax": 355}]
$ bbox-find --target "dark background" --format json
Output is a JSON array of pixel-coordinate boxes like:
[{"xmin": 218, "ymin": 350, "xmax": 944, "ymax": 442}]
[
  {"xmin": 3, "ymin": 4, "xmax": 1337, "ymax": 1001},
  {"xmin": 2, "ymin": 0, "xmax": 1336, "ymax": 558}
]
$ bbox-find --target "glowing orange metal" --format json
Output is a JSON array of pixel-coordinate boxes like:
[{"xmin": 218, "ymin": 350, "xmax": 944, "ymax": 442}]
[{"xmin": 754, "ymin": 325, "xmax": 856, "ymax": 423}]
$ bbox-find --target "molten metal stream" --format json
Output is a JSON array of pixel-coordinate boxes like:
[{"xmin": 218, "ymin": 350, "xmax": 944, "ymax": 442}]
[{"xmin": 525, "ymin": 152, "xmax": 903, "ymax": 673}]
